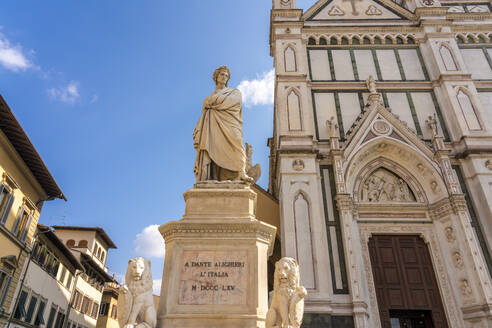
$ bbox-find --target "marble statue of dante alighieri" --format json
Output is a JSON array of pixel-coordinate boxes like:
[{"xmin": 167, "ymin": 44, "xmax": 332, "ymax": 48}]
[{"xmin": 193, "ymin": 66, "xmax": 252, "ymax": 182}]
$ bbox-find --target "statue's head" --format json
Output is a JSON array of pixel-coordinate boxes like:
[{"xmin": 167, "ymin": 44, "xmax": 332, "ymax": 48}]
[
  {"xmin": 213, "ymin": 65, "xmax": 231, "ymax": 87},
  {"xmin": 126, "ymin": 256, "xmax": 151, "ymax": 282}
]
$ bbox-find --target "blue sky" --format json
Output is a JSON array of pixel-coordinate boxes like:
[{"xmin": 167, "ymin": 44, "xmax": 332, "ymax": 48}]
[{"xmin": 0, "ymin": 0, "xmax": 317, "ymax": 292}]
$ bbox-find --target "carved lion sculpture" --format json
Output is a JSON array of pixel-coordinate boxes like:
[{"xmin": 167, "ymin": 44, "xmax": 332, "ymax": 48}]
[
  {"xmin": 266, "ymin": 257, "xmax": 307, "ymax": 328},
  {"xmin": 117, "ymin": 257, "xmax": 156, "ymax": 328}
]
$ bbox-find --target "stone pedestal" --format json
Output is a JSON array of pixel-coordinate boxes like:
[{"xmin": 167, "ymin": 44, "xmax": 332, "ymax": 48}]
[{"xmin": 157, "ymin": 182, "xmax": 277, "ymax": 328}]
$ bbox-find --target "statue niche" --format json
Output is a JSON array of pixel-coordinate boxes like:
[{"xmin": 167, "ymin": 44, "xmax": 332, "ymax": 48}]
[{"xmin": 360, "ymin": 168, "xmax": 416, "ymax": 203}]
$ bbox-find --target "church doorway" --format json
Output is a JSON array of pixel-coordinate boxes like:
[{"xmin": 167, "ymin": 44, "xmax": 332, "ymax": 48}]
[{"xmin": 368, "ymin": 235, "xmax": 449, "ymax": 328}]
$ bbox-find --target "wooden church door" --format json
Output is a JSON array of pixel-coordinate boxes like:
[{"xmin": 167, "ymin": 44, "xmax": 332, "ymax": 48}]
[{"xmin": 368, "ymin": 235, "xmax": 449, "ymax": 328}]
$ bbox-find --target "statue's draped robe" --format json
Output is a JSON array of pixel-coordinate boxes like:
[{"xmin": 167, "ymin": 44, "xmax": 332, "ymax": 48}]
[{"xmin": 193, "ymin": 87, "xmax": 246, "ymax": 181}]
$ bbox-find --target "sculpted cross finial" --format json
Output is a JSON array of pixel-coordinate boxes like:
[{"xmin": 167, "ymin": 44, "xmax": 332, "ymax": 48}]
[{"xmin": 343, "ymin": 0, "xmax": 363, "ymax": 15}]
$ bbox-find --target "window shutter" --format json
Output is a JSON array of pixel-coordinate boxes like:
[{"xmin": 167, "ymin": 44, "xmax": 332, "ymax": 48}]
[
  {"xmin": 0, "ymin": 194, "xmax": 14, "ymax": 225},
  {"xmin": 12, "ymin": 208, "xmax": 24, "ymax": 235},
  {"xmin": 20, "ymin": 215, "xmax": 33, "ymax": 242},
  {"xmin": 0, "ymin": 275, "xmax": 11, "ymax": 307}
]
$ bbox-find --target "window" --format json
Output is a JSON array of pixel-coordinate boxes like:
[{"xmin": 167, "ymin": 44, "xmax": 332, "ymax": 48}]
[
  {"xmin": 46, "ymin": 306, "xmax": 57, "ymax": 328},
  {"xmin": 81, "ymin": 296, "xmax": 90, "ymax": 314},
  {"xmin": 37, "ymin": 246, "xmax": 48, "ymax": 266},
  {"xmin": 73, "ymin": 290, "xmax": 82, "ymax": 311},
  {"xmin": 59, "ymin": 267, "xmax": 67, "ymax": 285},
  {"xmin": 34, "ymin": 299, "xmax": 46, "ymax": 326},
  {"xmin": 99, "ymin": 303, "xmax": 108, "ymax": 316},
  {"xmin": 0, "ymin": 185, "xmax": 14, "ymax": 225},
  {"xmin": 13, "ymin": 208, "xmax": 32, "ymax": 242},
  {"xmin": 25, "ymin": 294, "xmax": 38, "ymax": 323},
  {"xmin": 14, "ymin": 290, "xmax": 28, "ymax": 319},
  {"xmin": 54, "ymin": 310, "xmax": 65, "ymax": 328},
  {"xmin": 100, "ymin": 251, "xmax": 105, "ymax": 263},
  {"xmin": 65, "ymin": 272, "xmax": 73, "ymax": 289},
  {"xmin": 111, "ymin": 305, "xmax": 117, "ymax": 319},
  {"xmin": 0, "ymin": 270, "xmax": 12, "ymax": 308},
  {"xmin": 51, "ymin": 260, "xmax": 60, "ymax": 277},
  {"xmin": 32, "ymin": 242, "xmax": 42, "ymax": 260},
  {"xmin": 91, "ymin": 303, "xmax": 99, "ymax": 318}
]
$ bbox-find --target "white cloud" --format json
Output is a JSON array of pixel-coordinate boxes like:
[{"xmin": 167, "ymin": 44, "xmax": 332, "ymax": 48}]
[
  {"xmin": 237, "ymin": 69, "xmax": 274, "ymax": 108},
  {"xmin": 47, "ymin": 81, "xmax": 80, "ymax": 104},
  {"xmin": 0, "ymin": 34, "xmax": 32, "ymax": 72},
  {"xmin": 134, "ymin": 224, "xmax": 165, "ymax": 258},
  {"xmin": 153, "ymin": 279, "xmax": 162, "ymax": 295}
]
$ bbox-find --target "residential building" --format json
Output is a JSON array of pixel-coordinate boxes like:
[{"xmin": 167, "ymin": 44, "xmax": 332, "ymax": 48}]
[
  {"xmin": 269, "ymin": 0, "xmax": 492, "ymax": 326},
  {"xmin": 0, "ymin": 96, "xmax": 65, "ymax": 326},
  {"xmin": 10, "ymin": 224, "xmax": 83, "ymax": 328},
  {"xmin": 52, "ymin": 227, "xmax": 116, "ymax": 328},
  {"xmin": 95, "ymin": 282, "xmax": 118, "ymax": 328}
]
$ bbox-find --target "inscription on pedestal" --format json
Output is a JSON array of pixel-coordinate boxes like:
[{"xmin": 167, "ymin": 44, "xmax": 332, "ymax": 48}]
[{"xmin": 178, "ymin": 250, "xmax": 248, "ymax": 305}]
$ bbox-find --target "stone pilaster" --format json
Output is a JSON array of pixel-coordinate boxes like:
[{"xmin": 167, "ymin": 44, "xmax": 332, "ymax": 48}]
[{"xmin": 335, "ymin": 194, "xmax": 370, "ymax": 328}]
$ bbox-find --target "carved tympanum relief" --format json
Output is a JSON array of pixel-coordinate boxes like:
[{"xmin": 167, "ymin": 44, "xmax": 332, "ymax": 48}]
[{"xmin": 360, "ymin": 168, "xmax": 416, "ymax": 202}]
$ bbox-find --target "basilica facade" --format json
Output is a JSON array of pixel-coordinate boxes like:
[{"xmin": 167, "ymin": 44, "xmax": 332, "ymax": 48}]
[{"xmin": 268, "ymin": 0, "xmax": 492, "ymax": 326}]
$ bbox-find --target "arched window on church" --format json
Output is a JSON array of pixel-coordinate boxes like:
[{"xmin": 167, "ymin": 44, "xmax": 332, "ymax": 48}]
[{"xmin": 308, "ymin": 37, "xmax": 316, "ymax": 45}]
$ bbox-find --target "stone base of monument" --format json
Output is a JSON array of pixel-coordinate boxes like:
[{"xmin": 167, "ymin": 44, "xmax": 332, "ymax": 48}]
[{"xmin": 157, "ymin": 182, "xmax": 277, "ymax": 328}]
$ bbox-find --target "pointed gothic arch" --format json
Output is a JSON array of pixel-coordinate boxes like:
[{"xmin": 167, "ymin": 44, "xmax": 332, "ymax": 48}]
[
  {"xmin": 439, "ymin": 42, "xmax": 459, "ymax": 71},
  {"xmin": 345, "ymin": 137, "xmax": 447, "ymax": 204},
  {"xmin": 354, "ymin": 159, "xmax": 425, "ymax": 204},
  {"xmin": 455, "ymin": 86, "xmax": 482, "ymax": 131},
  {"xmin": 284, "ymin": 45, "xmax": 297, "ymax": 72},
  {"xmin": 292, "ymin": 190, "xmax": 316, "ymax": 289},
  {"xmin": 286, "ymin": 88, "xmax": 303, "ymax": 131}
]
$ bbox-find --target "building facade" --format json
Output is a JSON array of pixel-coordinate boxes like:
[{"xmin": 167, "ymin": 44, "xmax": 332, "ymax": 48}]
[
  {"xmin": 0, "ymin": 96, "xmax": 65, "ymax": 327},
  {"xmin": 10, "ymin": 224, "xmax": 83, "ymax": 328},
  {"xmin": 52, "ymin": 226, "xmax": 116, "ymax": 328},
  {"xmin": 269, "ymin": 0, "xmax": 492, "ymax": 327},
  {"xmin": 95, "ymin": 282, "xmax": 118, "ymax": 328}
]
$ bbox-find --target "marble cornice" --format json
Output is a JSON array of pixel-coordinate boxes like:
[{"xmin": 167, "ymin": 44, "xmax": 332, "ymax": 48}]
[
  {"xmin": 447, "ymin": 12, "xmax": 492, "ymax": 21},
  {"xmin": 453, "ymin": 25, "xmax": 492, "ymax": 32},
  {"xmin": 301, "ymin": 26, "xmax": 420, "ymax": 34},
  {"xmin": 449, "ymin": 194, "xmax": 468, "ymax": 213},
  {"xmin": 276, "ymin": 74, "xmax": 308, "ymax": 81},
  {"xmin": 183, "ymin": 189, "xmax": 257, "ymax": 201},
  {"xmin": 428, "ymin": 197, "xmax": 454, "ymax": 220},
  {"xmin": 309, "ymin": 81, "xmax": 433, "ymax": 90},
  {"xmin": 335, "ymin": 194, "xmax": 354, "ymax": 212},
  {"xmin": 159, "ymin": 221, "xmax": 277, "ymax": 248},
  {"xmin": 415, "ymin": 7, "xmax": 449, "ymax": 17}
]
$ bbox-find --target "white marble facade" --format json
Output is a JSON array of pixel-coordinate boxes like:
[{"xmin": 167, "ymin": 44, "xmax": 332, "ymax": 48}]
[{"xmin": 269, "ymin": 0, "xmax": 492, "ymax": 327}]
